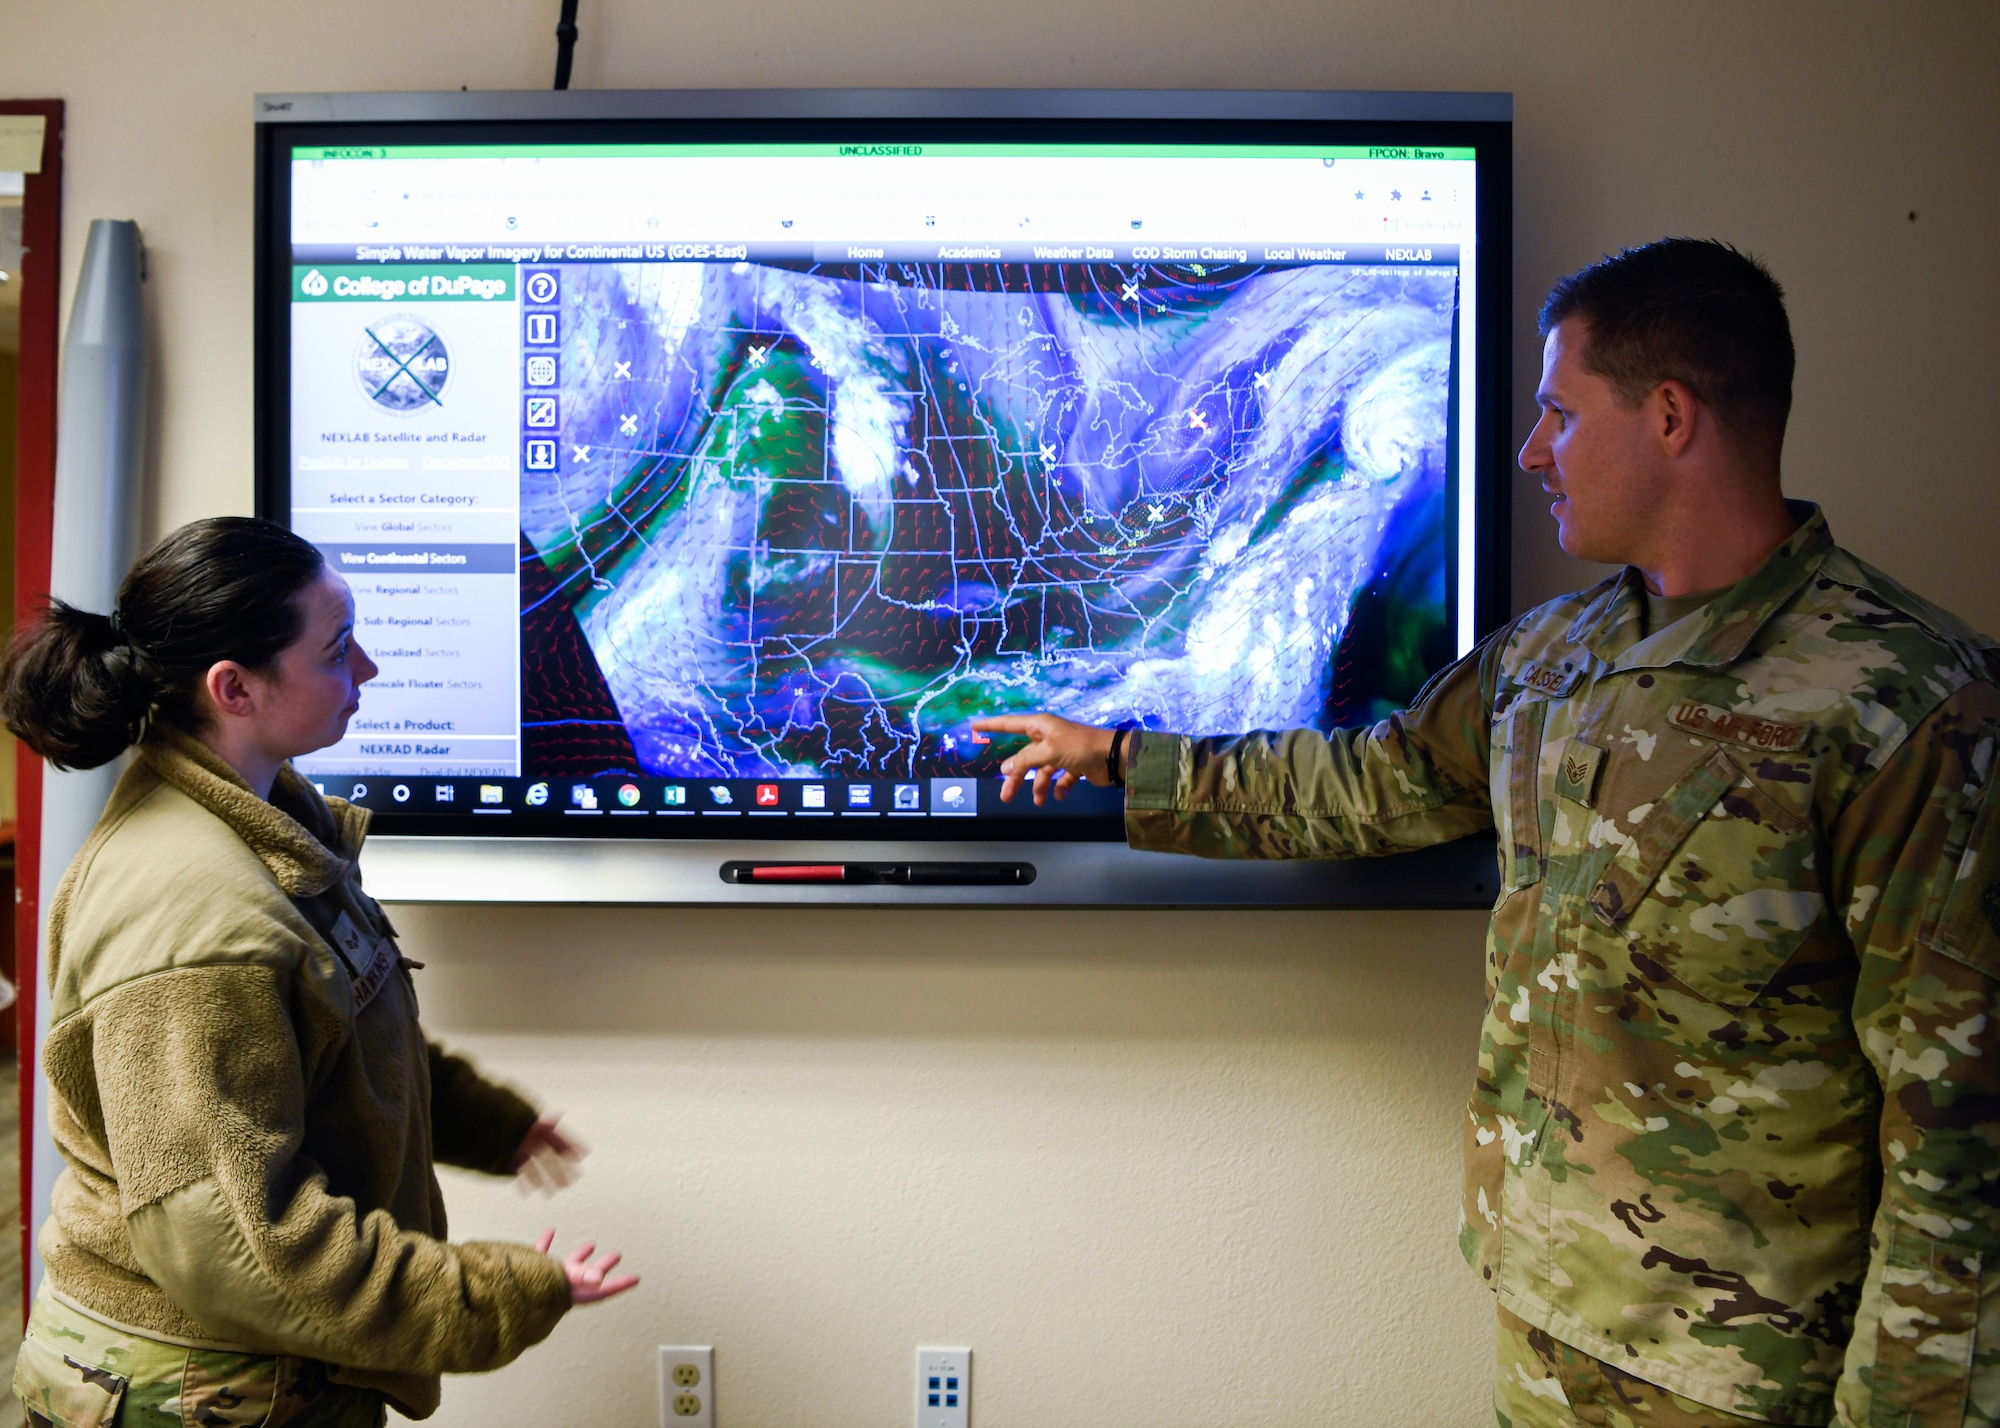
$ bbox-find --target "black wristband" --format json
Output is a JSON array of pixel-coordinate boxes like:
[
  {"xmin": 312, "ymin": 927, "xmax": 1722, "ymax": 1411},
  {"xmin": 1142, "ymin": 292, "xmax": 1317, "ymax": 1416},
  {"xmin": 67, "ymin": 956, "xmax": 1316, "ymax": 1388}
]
[{"xmin": 1107, "ymin": 724, "xmax": 1134, "ymax": 789}]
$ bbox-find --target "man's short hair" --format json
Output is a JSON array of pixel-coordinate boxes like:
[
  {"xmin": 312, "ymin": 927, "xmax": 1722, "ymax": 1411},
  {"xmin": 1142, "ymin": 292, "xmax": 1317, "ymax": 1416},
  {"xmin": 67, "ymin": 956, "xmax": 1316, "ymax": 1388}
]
[{"xmin": 1539, "ymin": 238, "xmax": 1794, "ymax": 456}]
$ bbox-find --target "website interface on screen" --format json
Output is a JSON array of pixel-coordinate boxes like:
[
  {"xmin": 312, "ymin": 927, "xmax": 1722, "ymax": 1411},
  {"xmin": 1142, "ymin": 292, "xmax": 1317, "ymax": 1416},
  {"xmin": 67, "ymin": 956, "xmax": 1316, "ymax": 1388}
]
[{"xmin": 286, "ymin": 139, "xmax": 1478, "ymax": 824}]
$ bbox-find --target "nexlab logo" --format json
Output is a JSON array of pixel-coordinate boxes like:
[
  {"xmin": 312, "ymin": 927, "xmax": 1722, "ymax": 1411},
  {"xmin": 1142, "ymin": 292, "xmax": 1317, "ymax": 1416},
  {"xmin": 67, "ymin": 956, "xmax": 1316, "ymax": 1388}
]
[{"xmin": 355, "ymin": 313, "xmax": 450, "ymax": 412}]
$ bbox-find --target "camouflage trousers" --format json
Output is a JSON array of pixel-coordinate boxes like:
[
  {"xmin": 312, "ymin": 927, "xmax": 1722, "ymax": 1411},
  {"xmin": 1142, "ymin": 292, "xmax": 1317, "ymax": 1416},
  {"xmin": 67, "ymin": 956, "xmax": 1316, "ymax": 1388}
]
[
  {"xmin": 1495, "ymin": 1307, "xmax": 1769, "ymax": 1428},
  {"xmin": 13, "ymin": 1289, "xmax": 386, "ymax": 1428}
]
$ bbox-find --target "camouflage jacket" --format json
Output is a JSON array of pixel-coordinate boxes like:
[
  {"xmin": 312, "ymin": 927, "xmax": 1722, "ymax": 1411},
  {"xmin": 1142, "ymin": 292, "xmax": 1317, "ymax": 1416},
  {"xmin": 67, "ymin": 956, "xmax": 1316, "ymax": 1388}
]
[{"xmin": 1124, "ymin": 506, "xmax": 2000, "ymax": 1426}]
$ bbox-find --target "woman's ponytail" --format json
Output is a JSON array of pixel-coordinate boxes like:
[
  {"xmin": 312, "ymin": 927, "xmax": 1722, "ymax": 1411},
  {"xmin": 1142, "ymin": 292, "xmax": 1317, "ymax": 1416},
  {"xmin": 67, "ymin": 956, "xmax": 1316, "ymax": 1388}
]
[
  {"xmin": 1, "ymin": 600, "xmax": 160, "ymax": 770},
  {"xmin": 0, "ymin": 517, "xmax": 326, "ymax": 770}
]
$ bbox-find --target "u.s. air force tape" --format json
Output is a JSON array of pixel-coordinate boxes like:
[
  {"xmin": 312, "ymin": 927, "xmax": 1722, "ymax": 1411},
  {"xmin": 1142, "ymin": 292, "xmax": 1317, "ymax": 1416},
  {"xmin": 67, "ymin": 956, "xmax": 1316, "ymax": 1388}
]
[{"xmin": 1666, "ymin": 701, "xmax": 1808, "ymax": 753}]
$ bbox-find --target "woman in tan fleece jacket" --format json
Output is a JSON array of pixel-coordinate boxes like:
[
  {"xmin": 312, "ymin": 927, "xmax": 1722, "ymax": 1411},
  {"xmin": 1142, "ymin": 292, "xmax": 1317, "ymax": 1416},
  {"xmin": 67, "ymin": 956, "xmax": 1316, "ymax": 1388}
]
[{"xmin": 2, "ymin": 518, "xmax": 637, "ymax": 1427}]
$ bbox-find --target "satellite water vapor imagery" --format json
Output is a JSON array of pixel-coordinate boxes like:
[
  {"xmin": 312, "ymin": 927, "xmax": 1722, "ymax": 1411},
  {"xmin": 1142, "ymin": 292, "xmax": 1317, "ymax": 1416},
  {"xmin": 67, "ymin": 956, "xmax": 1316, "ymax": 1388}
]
[{"xmin": 521, "ymin": 259, "xmax": 1457, "ymax": 780}]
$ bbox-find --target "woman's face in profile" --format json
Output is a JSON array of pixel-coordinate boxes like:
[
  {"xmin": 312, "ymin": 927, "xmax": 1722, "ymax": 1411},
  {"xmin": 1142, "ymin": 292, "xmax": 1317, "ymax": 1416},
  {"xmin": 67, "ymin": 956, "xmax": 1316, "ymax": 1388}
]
[{"xmin": 262, "ymin": 570, "xmax": 379, "ymax": 759}]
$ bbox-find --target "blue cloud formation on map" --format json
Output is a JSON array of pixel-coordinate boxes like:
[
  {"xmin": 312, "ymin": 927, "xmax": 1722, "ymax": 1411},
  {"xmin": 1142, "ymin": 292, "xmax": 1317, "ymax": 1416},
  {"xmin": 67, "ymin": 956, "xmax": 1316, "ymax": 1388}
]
[{"xmin": 521, "ymin": 261, "xmax": 1456, "ymax": 779}]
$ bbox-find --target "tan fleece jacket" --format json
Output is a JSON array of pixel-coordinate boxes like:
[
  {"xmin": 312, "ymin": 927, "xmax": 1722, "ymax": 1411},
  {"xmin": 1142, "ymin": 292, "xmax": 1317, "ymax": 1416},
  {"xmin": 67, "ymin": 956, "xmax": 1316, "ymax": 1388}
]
[{"xmin": 39, "ymin": 728, "xmax": 572, "ymax": 1418}]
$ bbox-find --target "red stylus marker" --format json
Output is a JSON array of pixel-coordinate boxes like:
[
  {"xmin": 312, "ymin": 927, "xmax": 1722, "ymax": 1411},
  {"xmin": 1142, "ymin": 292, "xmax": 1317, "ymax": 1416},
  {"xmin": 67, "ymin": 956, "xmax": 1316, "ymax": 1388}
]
[{"xmin": 745, "ymin": 864, "xmax": 848, "ymax": 883}]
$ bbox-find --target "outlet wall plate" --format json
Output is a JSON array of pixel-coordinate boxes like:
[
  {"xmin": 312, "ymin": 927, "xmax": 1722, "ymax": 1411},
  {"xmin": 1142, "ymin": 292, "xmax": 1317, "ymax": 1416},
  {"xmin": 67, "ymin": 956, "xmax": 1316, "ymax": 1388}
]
[
  {"xmin": 659, "ymin": 1345, "xmax": 715, "ymax": 1428},
  {"xmin": 917, "ymin": 1345, "xmax": 970, "ymax": 1428}
]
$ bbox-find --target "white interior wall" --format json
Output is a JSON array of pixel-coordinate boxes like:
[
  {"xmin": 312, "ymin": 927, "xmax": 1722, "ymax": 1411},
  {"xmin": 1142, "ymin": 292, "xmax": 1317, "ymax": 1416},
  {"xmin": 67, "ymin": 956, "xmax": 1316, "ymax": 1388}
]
[{"xmin": 2, "ymin": 3, "xmax": 1995, "ymax": 1424}]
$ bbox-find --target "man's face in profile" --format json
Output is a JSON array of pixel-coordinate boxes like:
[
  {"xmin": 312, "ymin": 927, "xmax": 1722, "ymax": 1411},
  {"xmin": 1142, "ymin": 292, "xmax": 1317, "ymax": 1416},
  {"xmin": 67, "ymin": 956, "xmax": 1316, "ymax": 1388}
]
[{"xmin": 1518, "ymin": 318, "xmax": 1661, "ymax": 567}]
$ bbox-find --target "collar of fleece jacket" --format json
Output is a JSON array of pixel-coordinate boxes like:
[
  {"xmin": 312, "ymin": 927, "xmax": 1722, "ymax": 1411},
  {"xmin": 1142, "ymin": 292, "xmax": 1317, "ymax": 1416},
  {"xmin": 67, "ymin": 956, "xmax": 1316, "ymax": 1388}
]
[{"xmin": 140, "ymin": 726, "xmax": 367, "ymax": 899}]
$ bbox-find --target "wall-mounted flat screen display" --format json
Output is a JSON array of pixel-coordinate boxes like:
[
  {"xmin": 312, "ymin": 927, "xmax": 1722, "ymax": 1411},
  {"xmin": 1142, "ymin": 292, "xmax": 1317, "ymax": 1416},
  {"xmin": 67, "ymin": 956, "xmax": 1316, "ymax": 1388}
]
[{"xmin": 257, "ymin": 94, "xmax": 1510, "ymax": 848}]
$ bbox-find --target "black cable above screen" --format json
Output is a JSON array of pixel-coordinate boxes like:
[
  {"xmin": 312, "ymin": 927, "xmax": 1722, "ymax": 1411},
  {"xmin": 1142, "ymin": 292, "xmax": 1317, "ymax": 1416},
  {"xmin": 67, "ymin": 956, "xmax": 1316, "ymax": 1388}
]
[{"xmin": 553, "ymin": 0, "xmax": 580, "ymax": 91}]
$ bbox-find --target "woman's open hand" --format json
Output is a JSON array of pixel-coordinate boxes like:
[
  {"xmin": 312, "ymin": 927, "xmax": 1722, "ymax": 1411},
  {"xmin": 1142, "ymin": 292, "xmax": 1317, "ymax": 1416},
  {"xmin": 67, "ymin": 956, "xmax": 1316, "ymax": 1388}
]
[{"xmin": 536, "ymin": 1230, "xmax": 639, "ymax": 1305}]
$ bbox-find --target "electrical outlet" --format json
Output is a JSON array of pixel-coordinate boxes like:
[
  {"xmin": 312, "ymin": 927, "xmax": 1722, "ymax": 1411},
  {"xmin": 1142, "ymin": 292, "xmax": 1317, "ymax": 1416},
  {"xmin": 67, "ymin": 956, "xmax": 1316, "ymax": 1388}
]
[
  {"xmin": 916, "ymin": 1346, "xmax": 970, "ymax": 1428},
  {"xmin": 659, "ymin": 1345, "xmax": 714, "ymax": 1428}
]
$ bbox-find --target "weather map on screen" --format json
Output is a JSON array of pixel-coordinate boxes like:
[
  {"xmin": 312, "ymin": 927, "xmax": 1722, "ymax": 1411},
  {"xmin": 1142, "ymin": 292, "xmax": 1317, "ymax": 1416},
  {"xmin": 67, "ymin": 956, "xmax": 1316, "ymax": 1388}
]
[
  {"xmin": 283, "ymin": 140, "xmax": 1478, "ymax": 821},
  {"xmin": 533, "ymin": 260, "xmax": 1453, "ymax": 779}
]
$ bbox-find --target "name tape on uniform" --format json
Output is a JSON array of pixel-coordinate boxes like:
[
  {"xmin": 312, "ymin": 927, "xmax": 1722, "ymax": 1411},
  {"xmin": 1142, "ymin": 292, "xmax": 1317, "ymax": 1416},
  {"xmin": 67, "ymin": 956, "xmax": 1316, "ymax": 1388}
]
[
  {"xmin": 1518, "ymin": 662, "xmax": 1583, "ymax": 698},
  {"xmin": 1667, "ymin": 701, "xmax": 1809, "ymax": 753}
]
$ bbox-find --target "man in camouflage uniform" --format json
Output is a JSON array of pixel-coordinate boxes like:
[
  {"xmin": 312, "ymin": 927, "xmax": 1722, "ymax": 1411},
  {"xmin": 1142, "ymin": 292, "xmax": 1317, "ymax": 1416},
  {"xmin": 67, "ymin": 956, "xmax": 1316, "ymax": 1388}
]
[{"xmin": 974, "ymin": 239, "xmax": 1999, "ymax": 1427}]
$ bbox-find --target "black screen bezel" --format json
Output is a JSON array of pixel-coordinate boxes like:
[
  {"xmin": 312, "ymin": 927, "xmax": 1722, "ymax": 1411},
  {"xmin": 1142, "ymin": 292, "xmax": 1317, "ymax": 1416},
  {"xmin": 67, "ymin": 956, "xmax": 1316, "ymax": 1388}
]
[{"xmin": 255, "ymin": 109, "xmax": 1511, "ymax": 843}]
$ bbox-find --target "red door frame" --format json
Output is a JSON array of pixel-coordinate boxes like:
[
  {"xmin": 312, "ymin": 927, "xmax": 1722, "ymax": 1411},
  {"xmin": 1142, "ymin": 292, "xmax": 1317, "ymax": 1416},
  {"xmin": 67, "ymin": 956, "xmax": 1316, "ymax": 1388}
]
[{"xmin": 6, "ymin": 99, "xmax": 62, "ymax": 1319}]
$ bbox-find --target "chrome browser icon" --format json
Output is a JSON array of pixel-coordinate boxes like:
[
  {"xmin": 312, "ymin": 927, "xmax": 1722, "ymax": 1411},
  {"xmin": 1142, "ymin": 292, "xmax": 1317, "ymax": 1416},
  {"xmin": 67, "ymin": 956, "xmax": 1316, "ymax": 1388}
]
[{"xmin": 355, "ymin": 312, "xmax": 450, "ymax": 412}]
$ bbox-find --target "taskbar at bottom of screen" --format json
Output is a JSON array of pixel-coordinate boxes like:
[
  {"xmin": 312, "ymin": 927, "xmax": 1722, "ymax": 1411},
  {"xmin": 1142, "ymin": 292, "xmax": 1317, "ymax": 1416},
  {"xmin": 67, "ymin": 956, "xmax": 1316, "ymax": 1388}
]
[{"xmin": 304, "ymin": 773, "xmax": 1127, "ymax": 830}]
